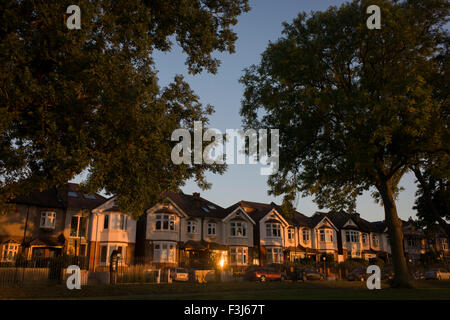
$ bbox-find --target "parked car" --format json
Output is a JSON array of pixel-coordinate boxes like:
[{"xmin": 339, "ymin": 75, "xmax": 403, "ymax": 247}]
[
  {"xmin": 168, "ymin": 267, "xmax": 189, "ymax": 282},
  {"xmin": 347, "ymin": 268, "xmax": 368, "ymax": 282},
  {"xmin": 297, "ymin": 268, "xmax": 325, "ymax": 281},
  {"xmin": 424, "ymin": 268, "xmax": 450, "ymax": 280},
  {"xmin": 243, "ymin": 267, "xmax": 287, "ymax": 282}
]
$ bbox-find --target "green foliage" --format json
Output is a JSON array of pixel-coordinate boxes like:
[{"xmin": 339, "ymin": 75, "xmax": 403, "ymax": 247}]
[
  {"xmin": 240, "ymin": 0, "xmax": 448, "ymax": 211},
  {"xmin": 0, "ymin": 0, "xmax": 250, "ymax": 217},
  {"xmin": 240, "ymin": 0, "xmax": 448, "ymax": 287}
]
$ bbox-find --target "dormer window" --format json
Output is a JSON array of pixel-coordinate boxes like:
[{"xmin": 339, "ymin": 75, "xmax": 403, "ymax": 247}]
[
  {"xmin": 187, "ymin": 220, "xmax": 197, "ymax": 234},
  {"xmin": 266, "ymin": 223, "xmax": 281, "ymax": 238},
  {"xmin": 40, "ymin": 211, "xmax": 56, "ymax": 229}
]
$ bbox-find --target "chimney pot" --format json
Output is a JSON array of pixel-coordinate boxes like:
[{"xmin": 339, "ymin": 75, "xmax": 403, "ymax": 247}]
[{"xmin": 193, "ymin": 192, "xmax": 200, "ymax": 198}]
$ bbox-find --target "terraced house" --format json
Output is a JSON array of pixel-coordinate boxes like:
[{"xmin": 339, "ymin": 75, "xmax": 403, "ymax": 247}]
[
  {"xmin": 1, "ymin": 187, "xmax": 448, "ymax": 270},
  {"xmin": 135, "ymin": 192, "xmax": 255, "ymax": 270},
  {"xmin": 0, "ymin": 183, "xmax": 105, "ymax": 262}
]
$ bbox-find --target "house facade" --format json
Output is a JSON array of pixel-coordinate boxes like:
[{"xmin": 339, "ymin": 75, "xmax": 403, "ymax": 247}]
[
  {"xmin": 88, "ymin": 197, "xmax": 137, "ymax": 270},
  {"xmin": 136, "ymin": 192, "xmax": 255, "ymax": 270},
  {"xmin": 1, "ymin": 186, "xmax": 449, "ymax": 270},
  {"xmin": 0, "ymin": 184, "xmax": 105, "ymax": 262}
]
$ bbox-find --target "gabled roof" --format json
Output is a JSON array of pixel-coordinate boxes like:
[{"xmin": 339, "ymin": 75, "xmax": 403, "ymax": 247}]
[
  {"xmin": 318, "ymin": 211, "xmax": 379, "ymax": 233},
  {"xmin": 227, "ymin": 200, "xmax": 302, "ymax": 226}
]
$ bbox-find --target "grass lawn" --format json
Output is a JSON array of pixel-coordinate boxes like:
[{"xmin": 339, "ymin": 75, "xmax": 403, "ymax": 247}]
[{"xmin": 1, "ymin": 280, "xmax": 450, "ymax": 300}]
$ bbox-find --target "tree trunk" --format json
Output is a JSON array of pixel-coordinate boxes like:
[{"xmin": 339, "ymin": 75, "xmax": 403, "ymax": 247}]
[{"xmin": 378, "ymin": 179, "xmax": 413, "ymax": 288}]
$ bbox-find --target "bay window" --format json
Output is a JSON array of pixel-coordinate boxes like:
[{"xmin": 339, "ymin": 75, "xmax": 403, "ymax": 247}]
[
  {"xmin": 266, "ymin": 247, "xmax": 283, "ymax": 264},
  {"xmin": 153, "ymin": 242, "xmax": 176, "ymax": 263},
  {"xmin": 230, "ymin": 247, "xmax": 248, "ymax": 265}
]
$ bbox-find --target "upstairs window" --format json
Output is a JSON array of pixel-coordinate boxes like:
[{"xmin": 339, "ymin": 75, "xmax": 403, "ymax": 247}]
[
  {"xmin": 319, "ymin": 229, "xmax": 333, "ymax": 242},
  {"xmin": 372, "ymin": 235, "xmax": 379, "ymax": 246},
  {"xmin": 70, "ymin": 216, "xmax": 87, "ymax": 237},
  {"xmin": 155, "ymin": 214, "xmax": 175, "ymax": 231},
  {"xmin": 119, "ymin": 214, "xmax": 127, "ymax": 230},
  {"xmin": 287, "ymin": 228, "xmax": 294, "ymax": 241},
  {"xmin": 302, "ymin": 229, "xmax": 310, "ymax": 242},
  {"xmin": 345, "ymin": 230, "xmax": 360, "ymax": 243},
  {"xmin": 40, "ymin": 211, "xmax": 56, "ymax": 229},
  {"xmin": 266, "ymin": 223, "xmax": 281, "ymax": 238},
  {"xmin": 231, "ymin": 222, "xmax": 247, "ymax": 237},
  {"xmin": 362, "ymin": 234, "xmax": 368, "ymax": 244},
  {"xmin": 103, "ymin": 214, "xmax": 109, "ymax": 229},
  {"xmin": 187, "ymin": 220, "xmax": 197, "ymax": 234},
  {"xmin": 207, "ymin": 223, "xmax": 216, "ymax": 236}
]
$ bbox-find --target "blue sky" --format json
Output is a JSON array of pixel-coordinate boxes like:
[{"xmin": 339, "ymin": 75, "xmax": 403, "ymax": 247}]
[{"xmin": 74, "ymin": 0, "xmax": 419, "ymax": 222}]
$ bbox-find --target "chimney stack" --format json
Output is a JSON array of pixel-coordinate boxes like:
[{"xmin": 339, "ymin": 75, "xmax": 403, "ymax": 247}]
[{"xmin": 193, "ymin": 192, "xmax": 200, "ymax": 199}]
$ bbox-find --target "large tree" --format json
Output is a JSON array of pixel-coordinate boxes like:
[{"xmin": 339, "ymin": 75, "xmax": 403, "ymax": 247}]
[
  {"xmin": 240, "ymin": 0, "xmax": 449, "ymax": 288},
  {"xmin": 0, "ymin": 0, "xmax": 250, "ymax": 216}
]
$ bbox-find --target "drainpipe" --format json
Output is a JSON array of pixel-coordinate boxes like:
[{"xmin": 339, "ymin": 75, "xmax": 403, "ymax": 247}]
[
  {"xmin": 22, "ymin": 205, "xmax": 30, "ymax": 258},
  {"xmin": 93, "ymin": 212, "xmax": 99, "ymax": 272}
]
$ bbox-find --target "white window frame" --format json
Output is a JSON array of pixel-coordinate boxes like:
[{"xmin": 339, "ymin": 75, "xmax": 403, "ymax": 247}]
[
  {"xmin": 302, "ymin": 229, "xmax": 310, "ymax": 242},
  {"xmin": 230, "ymin": 222, "xmax": 247, "ymax": 237},
  {"xmin": 372, "ymin": 234, "xmax": 379, "ymax": 246},
  {"xmin": 153, "ymin": 241, "xmax": 176, "ymax": 263},
  {"xmin": 345, "ymin": 230, "xmax": 360, "ymax": 243},
  {"xmin": 266, "ymin": 247, "xmax": 283, "ymax": 264},
  {"xmin": 1, "ymin": 243, "xmax": 19, "ymax": 262},
  {"xmin": 287, "ymin": 228, "xmax": 294, "ymax": 241},
  {"xmin": 155, "ymin": 214, "xmax": 175, "ymax": 231},
  {"xmin": 362, "ymin": 233, "xmax": 368, "ymax": 244},
  {"xmin": 100, "ymin": 244, "xmax": 127, "ymax": 265},
  {"xmin": 230, "ymin": 246, "xmax": 248, "ymax": 265},
  {"xmin": 70, "ymin": 215, "xmax": 87, "ymax": 238},
  {"xmin": 319, "ymin": 229, "xmax": 333, "ymax": 242},
  {"xmin": 266, "ymin": 223, "xmax": 281, "ymax": 238},
  {"xmin": 207, "ymin": 223, "xmax": 216, "ymax": 236},
  {"xmin": 187, "ymin": 220, "xmax": 197, "ymax": 234},
  {"xmin": 40, "ymin": 211, "xmax": 56, "ymax": 229}
]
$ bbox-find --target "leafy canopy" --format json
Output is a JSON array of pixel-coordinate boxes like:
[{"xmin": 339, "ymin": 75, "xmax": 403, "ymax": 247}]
[
  {"xmin": 0, "ymin": 0, "xmax": 250, "ymax": 216},
  {"xmin": 240, "ymin": 0, "xmax": 449, "ymax": 212}
]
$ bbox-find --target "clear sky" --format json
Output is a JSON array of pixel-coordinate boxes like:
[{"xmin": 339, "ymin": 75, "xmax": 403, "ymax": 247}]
[{"xmin": 74, "ymin": 0, "xmax": 419, "ymax": 222}]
